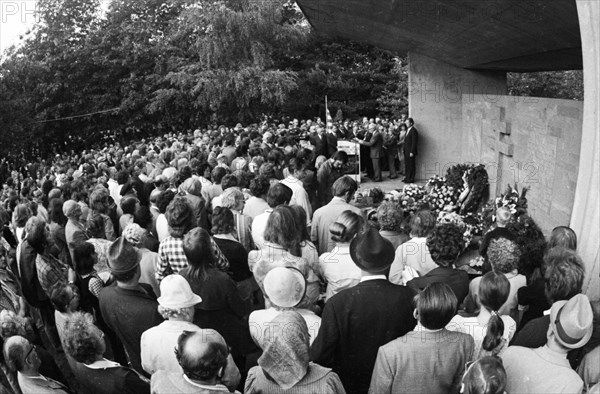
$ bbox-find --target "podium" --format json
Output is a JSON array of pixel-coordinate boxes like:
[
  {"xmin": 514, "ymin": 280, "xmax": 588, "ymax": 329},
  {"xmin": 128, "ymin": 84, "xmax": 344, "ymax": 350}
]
[{"xmin": 336, "ymin": 140, "xmax": 361, "ymax": 184}]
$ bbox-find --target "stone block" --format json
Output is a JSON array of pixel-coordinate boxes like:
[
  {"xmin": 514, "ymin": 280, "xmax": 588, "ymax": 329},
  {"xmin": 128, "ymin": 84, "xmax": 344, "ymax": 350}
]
[
  {"xmin": 550, "ymin": 125, "xmax": 563, "ymax": 138},
  {"xmin": 557, "ymin": 105, "xmax": 582, "ymax": 119}
]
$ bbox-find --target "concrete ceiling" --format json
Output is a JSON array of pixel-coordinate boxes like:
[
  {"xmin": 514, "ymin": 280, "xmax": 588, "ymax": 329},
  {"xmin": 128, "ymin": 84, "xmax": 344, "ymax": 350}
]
[{"xmin": 296, "ymin": 0, "xmax": 582, "ymax": 72}]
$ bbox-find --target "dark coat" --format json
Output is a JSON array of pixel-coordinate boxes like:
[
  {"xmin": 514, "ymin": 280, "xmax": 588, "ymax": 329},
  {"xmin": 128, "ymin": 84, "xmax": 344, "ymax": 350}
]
[
  {"xmin": 70, "ymin": 361, "xmax": 149, "ymax": 394},
  {"xmin": 325, "ymin": 132, "xmax": 338, "ymax": 157},
  {"xmin": 310, "ymin": 279, "xmax": 417, "ymax": 394},
  {"xmin": 403, "ymin": 127, "xmax": 418, "ymax": 156},
  {"xmin": 98, "ymin": 283, "xmax": 163, "ymax": 374},
  {"xmin": 407, "ymin": 266, "xmax": 470, "ymax": 306}
]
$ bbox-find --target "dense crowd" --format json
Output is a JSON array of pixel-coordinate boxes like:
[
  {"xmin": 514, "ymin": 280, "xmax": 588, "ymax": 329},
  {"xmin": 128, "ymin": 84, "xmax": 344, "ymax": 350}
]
[{"xmin": 0, "ymin": 117, "xmax": 598, "ymax": 394}]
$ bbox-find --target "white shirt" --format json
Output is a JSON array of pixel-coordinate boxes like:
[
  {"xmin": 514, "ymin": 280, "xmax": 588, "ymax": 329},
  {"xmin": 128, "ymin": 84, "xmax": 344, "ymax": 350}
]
[
  {"xmin": 319, "ymin": 244, "xmax": 362, "ymax": 301},
  {"xmin": 360, "ymin": 274, "xmax": 387, "ymax": 282},
  {"xmin": 141, "ymin": 320, "xmax": 211, "ymax": 375},
  {"xmin": 448, "ymin": 313, "xmax": 516, "ymax": 356},
  {"xmin": 156, "ymin": 213, "xmax": 170, "ymax": 242},
  {"xmin": 280, "ymin": 176, "xmax": 312, "ymax": 223},
  {"xmin": 388, "ymin": 237, "xmax": 437, "ymax": 285},
  {"xmin": 250, "ymin": 209, "xmax": 272, "ymax": 250}
]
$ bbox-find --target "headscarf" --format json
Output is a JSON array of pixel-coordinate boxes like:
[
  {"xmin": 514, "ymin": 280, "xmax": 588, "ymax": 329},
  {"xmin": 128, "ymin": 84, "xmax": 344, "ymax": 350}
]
[{"xmin": 257, "ymin": 311, "xmax": 309, "ymax": 389}]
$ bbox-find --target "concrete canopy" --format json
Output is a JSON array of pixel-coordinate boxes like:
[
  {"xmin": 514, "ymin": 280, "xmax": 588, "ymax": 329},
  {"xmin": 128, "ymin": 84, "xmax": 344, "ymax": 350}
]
[{"xmin": 296, "ymin": 0, "xmax": 582, "ymax": 72}]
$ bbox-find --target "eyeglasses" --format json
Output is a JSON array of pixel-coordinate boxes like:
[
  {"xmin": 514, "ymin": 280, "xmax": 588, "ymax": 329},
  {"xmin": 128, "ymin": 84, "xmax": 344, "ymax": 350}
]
[{"xmin": 25, "ymin": 345, "xmax": 36, "ymax": 361}]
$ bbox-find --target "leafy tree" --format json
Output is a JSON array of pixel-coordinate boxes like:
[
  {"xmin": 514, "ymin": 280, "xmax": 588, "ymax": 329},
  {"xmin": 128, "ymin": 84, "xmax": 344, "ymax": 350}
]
[{"xmin": 507, "ymin": 70, "xmax": 583, "ymax": 100}]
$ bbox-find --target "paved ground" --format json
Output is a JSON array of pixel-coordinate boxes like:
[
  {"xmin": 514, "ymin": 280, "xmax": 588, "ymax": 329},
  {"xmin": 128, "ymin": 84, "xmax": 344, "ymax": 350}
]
[{"xmin": 357, "ymin": 170, "xmax": 427, "ymax": 192}]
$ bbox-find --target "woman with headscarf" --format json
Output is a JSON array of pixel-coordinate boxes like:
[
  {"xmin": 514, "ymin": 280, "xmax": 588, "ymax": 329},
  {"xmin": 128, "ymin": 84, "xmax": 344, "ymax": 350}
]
[{"xmin": 245, "ymin": 311, "xmax": 345, "ymax": 393}]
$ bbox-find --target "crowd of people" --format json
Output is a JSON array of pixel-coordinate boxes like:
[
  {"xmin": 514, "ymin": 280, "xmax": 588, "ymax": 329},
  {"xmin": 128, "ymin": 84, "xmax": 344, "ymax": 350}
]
[{"xmin": 0, "ymin": 116, "xmax": 598, "ymax": 394}]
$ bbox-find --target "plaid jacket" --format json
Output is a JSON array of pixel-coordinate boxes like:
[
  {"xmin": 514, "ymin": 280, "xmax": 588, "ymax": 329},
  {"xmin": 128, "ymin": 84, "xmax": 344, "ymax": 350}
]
[{"xmin": 156, "ymin": 236, "xmax": 229, "ymax": 282}]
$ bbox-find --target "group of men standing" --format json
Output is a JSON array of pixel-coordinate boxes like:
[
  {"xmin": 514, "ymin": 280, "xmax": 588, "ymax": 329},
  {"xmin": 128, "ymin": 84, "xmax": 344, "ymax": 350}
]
[
  {"xmin": 354, "ymin": 117, "xmax": 418, "ymax": 183},
  {"xmin": 308, "ymin": 116, "xmax": 419, "ymax": 184}
]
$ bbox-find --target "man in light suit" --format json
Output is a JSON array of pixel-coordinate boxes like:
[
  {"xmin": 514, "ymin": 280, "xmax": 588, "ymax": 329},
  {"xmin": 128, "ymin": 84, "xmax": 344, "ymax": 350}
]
[
  {"xmin": 403, "ymin": 117, "xmax": 418, "ymax": 183},
  {"xmin": 310, "ymin": 226, "xmax": 417, "ymax": 394},
  {"xmin": 355, "ymin": 123, "xmax": 384, "ymax": 181}
]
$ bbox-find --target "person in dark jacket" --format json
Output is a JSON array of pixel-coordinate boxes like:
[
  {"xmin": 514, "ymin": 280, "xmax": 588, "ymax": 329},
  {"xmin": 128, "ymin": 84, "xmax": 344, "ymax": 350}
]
[
  {"xmin": 403, "ymin": 118, "xmax": 418, "ymax": 183},
  {"xmin": 62, "ymin": 311, "xmax": 149, "ymax": 394},
  {"xmin": 98, "ymin": 237, "xmax": 163, "ymax": 376},
  {"xmin": 407, "ymin": 222, "xmax": 470, "ymax": 306},
  {"xmin": 311, "ymin": 226, "xmax": 417, "ymax": 394}
]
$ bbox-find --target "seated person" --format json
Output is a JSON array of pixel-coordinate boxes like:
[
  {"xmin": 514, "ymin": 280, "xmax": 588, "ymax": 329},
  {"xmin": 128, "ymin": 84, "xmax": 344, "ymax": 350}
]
[
  {"xmin": 246, "ymin": 311, "xmax": 345, "ymax": 393},
  {"xmin": 369, "ymin": 282, "xmax": 474, "ymax": 394},
  {"xmin": 3, "ymin": 335, "xmax": 71, "ymax": 394},
  {"xmin": 151, "ymin": 330, "xmax": 241, "ymax": 393},
  {"xmin": 461, "ymin": 356, "xmax": 507, "ymax": 394},
  {"xmin": 406, "ymin": 223, "xmax": 470, "ymax": 305},
  {"xmin": 62, "ymin": 312, "xmax": 149, "ymax": 394}
]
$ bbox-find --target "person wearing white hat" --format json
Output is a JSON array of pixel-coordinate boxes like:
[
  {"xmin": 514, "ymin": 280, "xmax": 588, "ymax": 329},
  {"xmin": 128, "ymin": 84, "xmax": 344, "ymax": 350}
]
[
  {"xmin": 140, "ymin": 275, "xmax": 241, "ymax": 392},
  {"xmin": 501, "ymin": 293, "xmax": 594, "ymax": 394},
  {"xmin": 140, "ymin": 274, "xmax": 204, "ymax": 375},
  {"xmin": 248, "ymin": 267, "xmax": 321, "ymax": 345}
]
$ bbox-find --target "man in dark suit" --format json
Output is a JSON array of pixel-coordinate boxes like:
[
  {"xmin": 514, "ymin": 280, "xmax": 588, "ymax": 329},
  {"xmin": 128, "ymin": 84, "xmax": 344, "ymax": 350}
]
[
  {"xmin": 403, "ymin": 117, "xmax": 418, "ymax": 183},
  {"xmin": 325, "ymin": 128, "xmax": 339, "ymax": 158},
  {"xmin": 355, "ymin": 123, "xmax": 384, "ymax": 181},
  {"xmin": 309, "ymin": 125, "xmax": 329, "ymax": 158},
  {"xmin": 310, "ymin": 227, "xmax": 417, "ymax": 394}
]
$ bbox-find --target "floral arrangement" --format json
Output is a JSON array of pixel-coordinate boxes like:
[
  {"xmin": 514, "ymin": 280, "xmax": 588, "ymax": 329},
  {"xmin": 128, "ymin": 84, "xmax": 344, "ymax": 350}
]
[
  {"xmin": 459, "ymin": 164, "xmax": 490, "ymax": 215},
  {"xmin": 425, "ymin": 175, "xmax": 458, "ymax": 214},
  {"xmin": 481, "ymin": 183, "xmax": 529, "ymax": 230},
  {"xmin": 396, "ymin": 184, "xmax": 428, "ymax": 213},
  {"xmin": 354, "ymin": 187, "xmax": 385, "ymax": 208},
  {"xmin": 467, "ymin": 255, "xmax": 485, "ymax": 274}
]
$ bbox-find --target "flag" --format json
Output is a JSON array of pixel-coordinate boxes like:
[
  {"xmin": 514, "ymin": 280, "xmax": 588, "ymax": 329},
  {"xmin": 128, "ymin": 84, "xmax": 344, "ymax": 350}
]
[{"xmin": 325, "ymin": 95, "xmax": 333, "ymax": 131}]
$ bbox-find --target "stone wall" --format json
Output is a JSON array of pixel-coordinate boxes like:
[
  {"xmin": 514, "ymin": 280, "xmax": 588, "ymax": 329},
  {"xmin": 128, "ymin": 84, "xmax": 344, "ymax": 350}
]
[
  {"xmin": 408, "ymin": 52, "xmax": 507, "ymax": 181},
  {"xmin": 462, "ymin": 95, "xmax": 584, "ymax": 234}
]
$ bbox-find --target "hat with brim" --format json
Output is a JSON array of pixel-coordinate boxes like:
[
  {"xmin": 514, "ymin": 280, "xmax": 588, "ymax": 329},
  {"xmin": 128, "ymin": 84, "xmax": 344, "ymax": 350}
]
[
  {"xmin": 108, "ymin": 237, "xmax": 140, "ymax": 274},
  {"xmin": 263, "ymin": 267, "xmax": 306, "ymax": 308},
  {"xmin": 550, "ymin": 294, "xmax": 593, "ymax": 349},
  {"xmin": 157, "ymin": 274, "xmax": 202, "ymax": 309},
  {"xmin": 350, "ymin": 226, "xmax": 395, "ymax": 273}
]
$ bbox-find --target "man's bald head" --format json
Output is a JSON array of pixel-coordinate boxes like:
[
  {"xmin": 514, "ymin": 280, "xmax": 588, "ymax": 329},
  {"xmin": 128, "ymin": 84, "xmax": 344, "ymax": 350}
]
[{"xmin": 176, "ymin": 330, "xmax": 229, "ymax": 382}]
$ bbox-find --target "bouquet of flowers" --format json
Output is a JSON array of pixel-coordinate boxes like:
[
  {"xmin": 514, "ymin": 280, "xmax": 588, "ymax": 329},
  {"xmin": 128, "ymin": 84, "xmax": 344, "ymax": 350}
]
[
  {"xmin": 462, "ymin": 212, "xmax": 485, "ymax": 236},
  {"xmin": 425, "ymin": 175, "xmax": 458, "ymax": 214},
  {"xmin": 481, "ymin": 183, "xmax": 529, "ymax": 229},
  {"xmin": 354, "ymin": 187, "xmax": 385, "ymax": 208},
  {"xmin": 494, "ymin": 184, "xmax": 529, "ymax": 216},
  {"xmin": 466, "ymin": 255, "xmax": 485, "ymax": 274},
  {"xmin": 397, "ymin": 184, "xmax": 428, "ymax": 213}
]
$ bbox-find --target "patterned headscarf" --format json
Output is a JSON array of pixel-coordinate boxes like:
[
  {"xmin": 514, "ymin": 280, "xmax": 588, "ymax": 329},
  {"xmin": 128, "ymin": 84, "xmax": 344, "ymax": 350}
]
[{"xmin": 257, "ymin": 311, "xmax": 309, "ymax": 389}]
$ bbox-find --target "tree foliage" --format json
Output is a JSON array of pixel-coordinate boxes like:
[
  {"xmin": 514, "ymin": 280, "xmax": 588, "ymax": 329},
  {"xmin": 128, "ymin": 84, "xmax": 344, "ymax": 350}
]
[
  {"xmin": 507, "ymin": 70, "xmax": 583, "ymax": 101},
  {"xmin": 0, "ymin": 0, "xmax": 581, "ymax": 161}
]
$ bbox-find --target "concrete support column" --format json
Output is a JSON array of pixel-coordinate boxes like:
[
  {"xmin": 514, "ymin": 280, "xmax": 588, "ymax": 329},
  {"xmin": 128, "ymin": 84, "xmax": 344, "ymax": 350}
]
[
  {"xmin": 407, "ymin": 52, "xmax": 507, "ymax": 179},
  {"xmin": 573, "ymin": 0, "xmax": 599, "ymax": 300}
]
